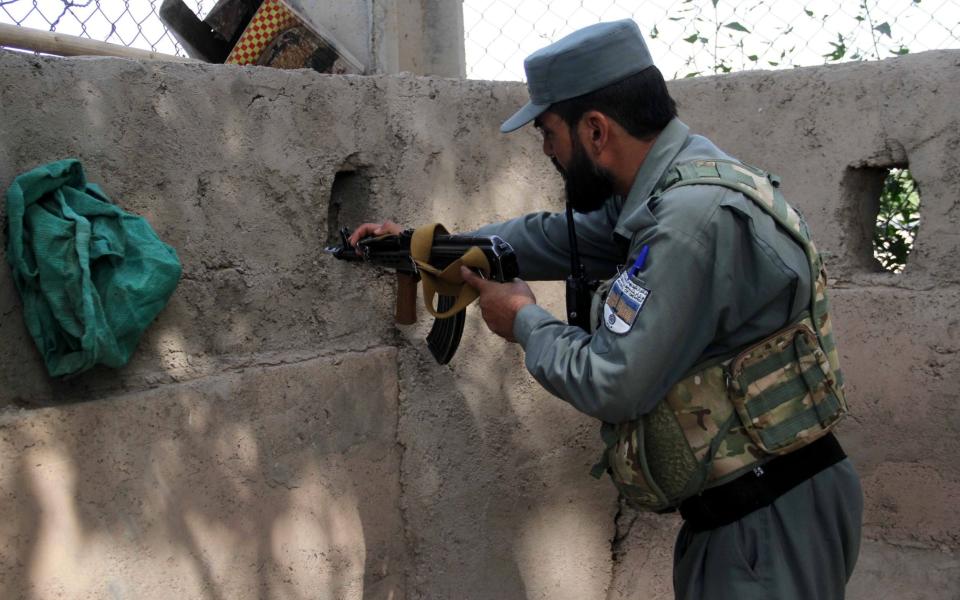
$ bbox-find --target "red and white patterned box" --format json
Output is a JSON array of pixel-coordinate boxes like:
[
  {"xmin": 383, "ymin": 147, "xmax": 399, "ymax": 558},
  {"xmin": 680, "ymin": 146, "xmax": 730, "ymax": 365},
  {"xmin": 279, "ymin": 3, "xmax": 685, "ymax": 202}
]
[{"xmin": 224, "ymin": 0, "xmax": 299, "ymax": 65}]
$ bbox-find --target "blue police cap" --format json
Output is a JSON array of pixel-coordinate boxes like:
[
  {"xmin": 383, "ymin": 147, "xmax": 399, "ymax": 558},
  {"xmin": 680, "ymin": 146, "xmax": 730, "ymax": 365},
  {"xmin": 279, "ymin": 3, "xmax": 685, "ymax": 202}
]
[{"xmin": 501, "ymin": 19, "xmax": 655, "ymax": 133}]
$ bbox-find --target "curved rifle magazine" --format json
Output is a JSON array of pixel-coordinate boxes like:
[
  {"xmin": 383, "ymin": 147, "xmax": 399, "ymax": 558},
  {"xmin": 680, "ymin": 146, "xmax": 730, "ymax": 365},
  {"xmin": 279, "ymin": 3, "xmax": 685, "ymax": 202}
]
[{"xmin": 426, "ymin": 295, "xmax": 466, "ymax": 364}]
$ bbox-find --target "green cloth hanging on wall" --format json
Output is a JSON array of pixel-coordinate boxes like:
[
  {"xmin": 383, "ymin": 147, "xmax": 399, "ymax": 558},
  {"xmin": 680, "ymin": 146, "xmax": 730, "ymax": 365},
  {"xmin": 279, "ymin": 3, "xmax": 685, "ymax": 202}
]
[{"xmin": 5, "ymin": 159, "xmax": 182, "ymax": 377}]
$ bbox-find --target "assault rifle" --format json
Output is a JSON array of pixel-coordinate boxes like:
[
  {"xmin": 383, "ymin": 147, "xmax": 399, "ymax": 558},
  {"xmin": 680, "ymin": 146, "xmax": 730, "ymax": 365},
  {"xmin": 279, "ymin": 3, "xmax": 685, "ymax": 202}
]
[{"xmin": 325, "ymin": 226, "xmax": 519, "ymax": 364}]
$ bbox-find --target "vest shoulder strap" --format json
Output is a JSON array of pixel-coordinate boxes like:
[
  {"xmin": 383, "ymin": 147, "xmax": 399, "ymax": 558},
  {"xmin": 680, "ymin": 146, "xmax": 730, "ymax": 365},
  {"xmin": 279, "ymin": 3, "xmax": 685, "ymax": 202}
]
[
  {"xmin": 656, "ymin": 159, "xmax": 811, "ymax": 247},
  {"xmin": 656, "ymin": 159, "xmax": 831, "ymax": 345}
]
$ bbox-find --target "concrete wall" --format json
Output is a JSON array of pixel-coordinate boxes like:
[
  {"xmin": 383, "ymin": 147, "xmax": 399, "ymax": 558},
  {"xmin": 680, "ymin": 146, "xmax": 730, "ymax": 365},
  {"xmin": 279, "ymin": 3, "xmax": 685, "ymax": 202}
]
[
  {"xmin": 395, "ymin": 0, "xmax": 466, "ymax": 78},
  {"xmin": 0, "ymin": 48, "xmax": 957, "ymax": 599},
  {"xmin": 287, "ymin": 0, "xmax": 465, "ymax": 76}
]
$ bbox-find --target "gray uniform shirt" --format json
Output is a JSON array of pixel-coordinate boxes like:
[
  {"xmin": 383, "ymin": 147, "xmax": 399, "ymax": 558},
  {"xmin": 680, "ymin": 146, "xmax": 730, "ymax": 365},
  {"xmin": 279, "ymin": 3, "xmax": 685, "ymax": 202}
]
[{"xmin": 474, "ymin": 118, "xmax": 812, "ymax": 424}]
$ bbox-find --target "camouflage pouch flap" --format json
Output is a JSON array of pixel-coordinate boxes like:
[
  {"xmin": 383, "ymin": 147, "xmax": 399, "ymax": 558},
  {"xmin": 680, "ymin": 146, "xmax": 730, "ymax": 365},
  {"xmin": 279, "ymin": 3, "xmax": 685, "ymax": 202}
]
[
  {"xmin": 605, "ymin": 418, "xmax": 671, "ymax": 511},
  {"xmin": 603, "ymin": 401, "xmax": 706, "ymax": 512},
  {"xmin": 728, "ymin": 319, "xmax": 845, "ymax": 455},
  {"xmin": 643, "ymin": 402, "xmax": 703, "ymax": 504}
]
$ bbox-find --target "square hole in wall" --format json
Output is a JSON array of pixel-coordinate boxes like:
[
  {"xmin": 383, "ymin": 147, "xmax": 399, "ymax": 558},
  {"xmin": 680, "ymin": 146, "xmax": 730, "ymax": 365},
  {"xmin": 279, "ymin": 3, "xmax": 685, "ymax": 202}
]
[
  {"xmin": 874, "ymin": 168, "xmax": 921, "ymax": 273},
  {"xmin": 844, "ymin": 165, "xmax": 922, "ymax": 273},
  {"xmin": 327, "ymin": 169, "xmax": 371, "ymax": 246}
]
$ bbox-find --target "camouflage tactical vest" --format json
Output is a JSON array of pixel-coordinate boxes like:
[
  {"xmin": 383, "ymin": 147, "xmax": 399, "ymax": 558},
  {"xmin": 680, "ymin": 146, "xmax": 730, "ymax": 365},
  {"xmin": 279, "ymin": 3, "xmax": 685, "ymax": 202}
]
[{"xmin": 595, "ymin": 159, "xmax": 848, "ymax": 512}]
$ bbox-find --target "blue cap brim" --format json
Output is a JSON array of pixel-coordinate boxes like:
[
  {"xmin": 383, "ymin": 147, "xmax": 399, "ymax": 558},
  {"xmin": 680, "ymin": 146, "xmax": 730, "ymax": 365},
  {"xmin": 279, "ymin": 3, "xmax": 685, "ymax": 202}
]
[{"xmin": 500, "ymin": 101, "xmax": 550, "ymax": 133}]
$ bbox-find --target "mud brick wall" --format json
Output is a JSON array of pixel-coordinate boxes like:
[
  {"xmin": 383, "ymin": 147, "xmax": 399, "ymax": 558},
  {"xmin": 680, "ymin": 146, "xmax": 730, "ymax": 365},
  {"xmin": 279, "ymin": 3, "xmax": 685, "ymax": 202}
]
[{"xmin": 1, "ymin": 50, "xmax": 957, "ymax": 598}]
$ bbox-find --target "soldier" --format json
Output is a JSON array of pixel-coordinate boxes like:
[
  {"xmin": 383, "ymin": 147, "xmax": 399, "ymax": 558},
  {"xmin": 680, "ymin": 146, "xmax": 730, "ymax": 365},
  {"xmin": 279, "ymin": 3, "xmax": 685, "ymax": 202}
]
[{"xmin": 352, "ymin": 19, "xmax": 862, "ymax": 599}]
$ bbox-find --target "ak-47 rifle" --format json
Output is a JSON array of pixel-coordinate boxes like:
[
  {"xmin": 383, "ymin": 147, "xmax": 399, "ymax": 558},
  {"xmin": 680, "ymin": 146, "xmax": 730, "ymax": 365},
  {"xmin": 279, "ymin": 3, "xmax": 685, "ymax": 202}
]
[{"xmin": 325, "ymin": 225, "xmax": 519, "ymax": 364}]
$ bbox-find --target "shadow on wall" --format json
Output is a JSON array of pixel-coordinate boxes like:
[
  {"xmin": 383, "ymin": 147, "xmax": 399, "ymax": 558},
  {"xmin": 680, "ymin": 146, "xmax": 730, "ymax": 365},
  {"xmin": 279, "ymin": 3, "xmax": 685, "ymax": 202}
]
[
  {"xmin": 395, "ymin": 302, "xmax": 616, "ymax": 599},
  {"xmin": 0, "ymin": 60, "xmax": 402, "ymax": 404},
  {"xmin": 355, "ymin": 76, "xmax": 619, "ymax": 599},
  {"xmin": 0, "ymin": 348, "xmax": 404, "ymax": 599},
  {"xmin": 0, "ymin": 54, "xmax": 618, "ymax": 600},
  {"xmin": 0, "ymin": 59, "xmax": 409, "ymax": 597}
]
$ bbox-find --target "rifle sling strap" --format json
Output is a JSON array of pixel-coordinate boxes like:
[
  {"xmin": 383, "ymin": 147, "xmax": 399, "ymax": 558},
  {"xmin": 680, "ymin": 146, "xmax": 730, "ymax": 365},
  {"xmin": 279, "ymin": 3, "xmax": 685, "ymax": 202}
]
[{"xmin": 411, "ymin": 223, "xmax": 491, "ymax": 319}]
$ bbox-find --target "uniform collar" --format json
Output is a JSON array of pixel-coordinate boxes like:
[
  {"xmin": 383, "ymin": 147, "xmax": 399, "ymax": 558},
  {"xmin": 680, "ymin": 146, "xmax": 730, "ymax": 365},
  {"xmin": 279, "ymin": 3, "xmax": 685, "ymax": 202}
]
[{"xmin": 613, "ymin": 117, "xmax": 690, "ymax": 239}]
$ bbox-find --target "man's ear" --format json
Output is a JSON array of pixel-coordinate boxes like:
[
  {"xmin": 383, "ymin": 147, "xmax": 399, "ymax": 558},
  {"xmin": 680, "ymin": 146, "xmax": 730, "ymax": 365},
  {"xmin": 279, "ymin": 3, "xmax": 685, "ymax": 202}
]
[{"xmin": 581, "ymin": 110, "xmax": 609, "ymax": 154}]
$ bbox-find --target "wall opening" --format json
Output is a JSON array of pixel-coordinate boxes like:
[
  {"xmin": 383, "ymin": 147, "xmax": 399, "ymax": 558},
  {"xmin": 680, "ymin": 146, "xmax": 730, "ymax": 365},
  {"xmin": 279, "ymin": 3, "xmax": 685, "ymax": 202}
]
[
  {"xmin": 874, "ymin": 167, "xmax": 921, "ymax": 273},
  {"xmin": 844, "ymin": 165, "xmax": 922, "ymax": 273},
  {"xmin": 327, "ymin": 169, "xmax": 371, "ymax": 246}
]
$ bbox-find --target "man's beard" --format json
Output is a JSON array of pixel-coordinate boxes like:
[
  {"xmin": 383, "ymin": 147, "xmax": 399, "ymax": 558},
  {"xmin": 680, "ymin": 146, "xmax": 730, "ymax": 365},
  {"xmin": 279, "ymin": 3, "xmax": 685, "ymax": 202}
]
[{"xmin": 552, "ymin": 135, "xmax": 616, "ymax": 213}]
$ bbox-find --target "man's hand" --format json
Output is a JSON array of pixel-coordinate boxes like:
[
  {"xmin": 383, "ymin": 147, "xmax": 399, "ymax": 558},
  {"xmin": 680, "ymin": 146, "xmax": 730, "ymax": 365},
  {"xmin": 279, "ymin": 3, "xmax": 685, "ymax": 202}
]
[
  {"xmin": 347, "ymin": 220, "xmax": 404, "ymax": 247},
  {"xmin": 460, "ymin": 266, "xmax": 536, "ymax": 342}
]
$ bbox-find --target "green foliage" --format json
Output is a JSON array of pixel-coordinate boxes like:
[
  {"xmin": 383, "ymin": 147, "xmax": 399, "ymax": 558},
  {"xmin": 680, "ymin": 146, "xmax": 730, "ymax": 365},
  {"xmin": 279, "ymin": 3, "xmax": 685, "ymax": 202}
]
[
  {"xmin": 874, "ymin": 169, "xmax": 921, "ymax": 272},
  {"xmin": 824, "ymin": 33, "xmax": 848, "ymax": 61},
  {"xmin": 662, "ymin": 0, "xmax": 923, "ymax": 76},
  {"xmin": 658, "ymin": 1, "xmax": 924, "ymax": 272}
]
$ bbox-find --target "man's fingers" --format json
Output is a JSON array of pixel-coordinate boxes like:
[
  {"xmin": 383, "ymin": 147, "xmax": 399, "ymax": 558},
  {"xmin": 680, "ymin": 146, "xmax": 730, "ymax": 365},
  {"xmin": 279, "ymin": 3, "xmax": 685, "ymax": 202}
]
[
  {"xmin": 460, "ymin": 265, "xmax": 487, "ymax": 290},
  {"xmin": 372, "ymin": 219, "xmax": 397, "ymax": 236},
  {"xmin": 348, "ymin": 224, "xmax": 374, "ymax": 246},
  {"xmin": 379, "ymin": 220, "xmax": 401, "ymax": 235},
  {"xmin": 349, "ymin": 221, "xmax": 399, "ymax": 247}
]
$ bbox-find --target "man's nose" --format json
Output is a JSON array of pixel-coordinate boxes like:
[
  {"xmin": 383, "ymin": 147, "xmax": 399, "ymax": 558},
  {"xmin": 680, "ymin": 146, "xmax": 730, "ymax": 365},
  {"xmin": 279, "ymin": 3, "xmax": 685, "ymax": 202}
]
[{"xmin": 542, "ymin": 137, "xmax": 554, "ymax": 158}]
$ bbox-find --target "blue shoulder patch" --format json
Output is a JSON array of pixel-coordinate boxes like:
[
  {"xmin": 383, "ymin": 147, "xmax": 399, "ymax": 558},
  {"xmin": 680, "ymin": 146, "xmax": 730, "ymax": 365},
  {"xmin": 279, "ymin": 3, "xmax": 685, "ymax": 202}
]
[{"xmin": 603, "ymin": 272, "xmax": 650, "ymax": 334}]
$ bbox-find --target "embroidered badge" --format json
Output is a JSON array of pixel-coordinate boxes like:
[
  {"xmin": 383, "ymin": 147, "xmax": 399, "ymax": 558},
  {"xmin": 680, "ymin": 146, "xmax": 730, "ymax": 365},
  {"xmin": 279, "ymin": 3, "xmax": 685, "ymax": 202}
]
[{"xmin": 603, "ymin": 272, "xmax": 650, "ymax": 334}]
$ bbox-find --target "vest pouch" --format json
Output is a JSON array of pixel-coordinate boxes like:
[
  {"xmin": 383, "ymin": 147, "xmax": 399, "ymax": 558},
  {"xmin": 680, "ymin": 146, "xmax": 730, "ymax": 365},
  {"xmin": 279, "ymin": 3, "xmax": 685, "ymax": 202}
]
[
  {"xmin": 604, "ymin": 401, "xmax": 703, "ymax": 512},
  {"xmin": 728, "ymin": 320, "xmax": 845, "ymax": 455}
]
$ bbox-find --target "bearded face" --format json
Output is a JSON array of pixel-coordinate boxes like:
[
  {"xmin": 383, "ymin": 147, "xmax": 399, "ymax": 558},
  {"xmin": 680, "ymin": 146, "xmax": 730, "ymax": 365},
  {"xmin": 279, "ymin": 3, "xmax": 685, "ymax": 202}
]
[{"xmin": 552, "ymin": 128, "xmax": 616, "ymax": 213}]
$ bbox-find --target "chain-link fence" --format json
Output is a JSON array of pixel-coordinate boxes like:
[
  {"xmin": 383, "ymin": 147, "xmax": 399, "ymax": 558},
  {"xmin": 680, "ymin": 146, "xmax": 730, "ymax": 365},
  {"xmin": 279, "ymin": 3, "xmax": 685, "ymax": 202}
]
[
  {"xmin": 0, "ymin": 0, "xmax": 208, "ymax": 56},
  {"xmin": 464, "ymin": 0, "xmax": 960, "ymax": 80},
  {"xmin": 1, "ymin": 1, "xmax": 958, "ymax": 80}
]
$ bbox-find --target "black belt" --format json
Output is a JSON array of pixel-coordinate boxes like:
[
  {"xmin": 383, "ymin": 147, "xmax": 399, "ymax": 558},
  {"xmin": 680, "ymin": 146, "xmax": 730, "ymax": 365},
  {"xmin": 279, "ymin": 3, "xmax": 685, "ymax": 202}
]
[{"xmin": 678, "ymin": 432, "xmax": 846, "ymax": 532}]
